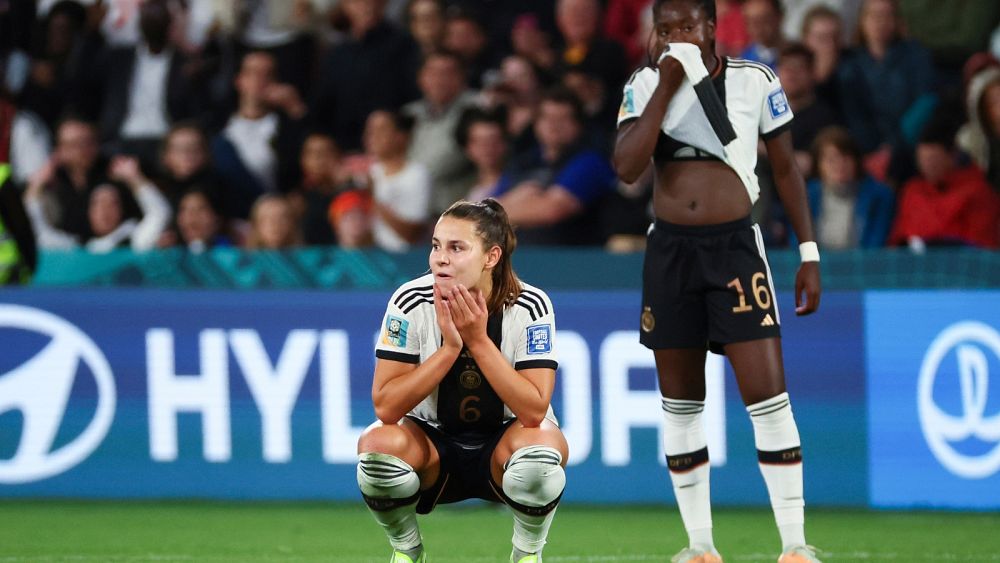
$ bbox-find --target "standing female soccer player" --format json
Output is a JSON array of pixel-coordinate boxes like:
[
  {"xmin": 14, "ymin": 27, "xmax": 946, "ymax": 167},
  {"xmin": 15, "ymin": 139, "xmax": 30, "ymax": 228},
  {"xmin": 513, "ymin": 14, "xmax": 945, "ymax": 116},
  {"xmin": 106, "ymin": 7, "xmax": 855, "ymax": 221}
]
[
  {"xmin": 357, "ymin": 199, "xmax": 568, "ymax": 563},
  {"xmin": 613, "ymin": 1, "xmax": 822, "ymax": 562}
]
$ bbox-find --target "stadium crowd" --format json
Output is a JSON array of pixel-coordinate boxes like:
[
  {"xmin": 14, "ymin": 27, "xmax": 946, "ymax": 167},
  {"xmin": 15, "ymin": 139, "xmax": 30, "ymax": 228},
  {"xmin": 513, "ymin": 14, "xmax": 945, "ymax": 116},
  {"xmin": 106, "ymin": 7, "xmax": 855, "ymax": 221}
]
[{"xmin": 1, "ymin": 0, "xmax": 1000, "ymax": 255}]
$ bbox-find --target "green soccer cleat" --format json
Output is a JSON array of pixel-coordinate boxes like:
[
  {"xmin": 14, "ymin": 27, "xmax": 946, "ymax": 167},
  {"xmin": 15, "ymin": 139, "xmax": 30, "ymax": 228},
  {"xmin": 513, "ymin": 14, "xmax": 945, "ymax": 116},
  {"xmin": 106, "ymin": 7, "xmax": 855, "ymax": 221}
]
[
  {"xmin": 670, "ymin": 547, "xmax": 723, "ymax": 563},
  {"xmin": 390, "ymin": 548, "xmax": 426, "ymax": 563},
  {"xmin": 777, "ymin": 545, "xmax": 822, "ymax": 563}
]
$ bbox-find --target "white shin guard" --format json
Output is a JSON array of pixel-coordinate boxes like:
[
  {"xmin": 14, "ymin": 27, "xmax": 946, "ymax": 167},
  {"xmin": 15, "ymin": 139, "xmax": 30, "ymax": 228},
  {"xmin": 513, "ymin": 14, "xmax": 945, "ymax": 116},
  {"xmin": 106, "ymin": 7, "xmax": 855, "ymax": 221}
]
[
  {"xmin": 357, "ymin": 452, "xmax": 422, "ymax": 551},
  {"xmin": 500, "ymin": 445, "xmax": 565, "ymax": 555},
  {"xmin": 747, "ymin": 392, "xmax": 806, "ymax": 550}
]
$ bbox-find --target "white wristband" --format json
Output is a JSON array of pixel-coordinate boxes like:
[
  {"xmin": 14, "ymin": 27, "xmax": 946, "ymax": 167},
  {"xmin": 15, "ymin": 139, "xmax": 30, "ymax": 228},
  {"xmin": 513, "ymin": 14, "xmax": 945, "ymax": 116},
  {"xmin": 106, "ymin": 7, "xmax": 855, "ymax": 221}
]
[{"xmin": 799, "ymin": 241, "xmax": 820, "ymax": 263}]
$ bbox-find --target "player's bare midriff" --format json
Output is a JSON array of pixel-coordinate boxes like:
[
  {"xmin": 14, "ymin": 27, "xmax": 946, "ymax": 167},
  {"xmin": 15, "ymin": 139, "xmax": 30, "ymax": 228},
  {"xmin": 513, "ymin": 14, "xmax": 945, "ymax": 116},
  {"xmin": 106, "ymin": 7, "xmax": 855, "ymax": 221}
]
[{"xmin": 653, "ymin": 159, "xmax": 751, "ymax": 225}]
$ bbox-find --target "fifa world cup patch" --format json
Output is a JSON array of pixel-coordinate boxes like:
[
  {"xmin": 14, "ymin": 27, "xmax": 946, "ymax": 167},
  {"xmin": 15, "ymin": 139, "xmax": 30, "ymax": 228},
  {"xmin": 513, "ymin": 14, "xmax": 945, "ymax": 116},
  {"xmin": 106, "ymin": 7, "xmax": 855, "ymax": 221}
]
[
  {"xmin": 382, "ymin": 315, "xmax": 409, "ymax": 347},
  {"xmin": 619, "ymin": 87, "xmax": 635, "ymax": 119},
  {"xmin": 768, "ymin": 88, "xmax": 790, "ymax": 118},
  {"xmin": 526, "ymin": 324, "xmax": 552, "ymax": 355}
]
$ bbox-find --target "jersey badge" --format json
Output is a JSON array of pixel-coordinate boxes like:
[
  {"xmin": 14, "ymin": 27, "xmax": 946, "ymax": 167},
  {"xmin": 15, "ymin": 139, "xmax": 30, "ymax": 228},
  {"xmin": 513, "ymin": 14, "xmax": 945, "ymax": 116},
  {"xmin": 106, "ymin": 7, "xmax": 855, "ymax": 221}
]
[
  {"xmin": 619, "ymin": 87, "xmax": 635, "ymax": 119},
  {"xmin": 768, "ymin": 88, "xmax": 789, "ymax": 118},
  {"xmin": 383, "ymin": 315, "xmax": 409, "ymax": 347},
  {"xmin": 527, "ymin": 324, "xmax": 552, "ymax": 355}
]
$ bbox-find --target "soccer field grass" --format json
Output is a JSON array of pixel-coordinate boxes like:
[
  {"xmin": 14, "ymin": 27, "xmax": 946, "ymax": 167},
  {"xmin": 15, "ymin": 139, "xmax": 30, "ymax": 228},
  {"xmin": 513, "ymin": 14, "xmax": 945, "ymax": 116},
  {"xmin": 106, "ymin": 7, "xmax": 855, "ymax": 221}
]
[{"xmin": 1, "ymin": 501, "xmax": 999, "ymax": 562}]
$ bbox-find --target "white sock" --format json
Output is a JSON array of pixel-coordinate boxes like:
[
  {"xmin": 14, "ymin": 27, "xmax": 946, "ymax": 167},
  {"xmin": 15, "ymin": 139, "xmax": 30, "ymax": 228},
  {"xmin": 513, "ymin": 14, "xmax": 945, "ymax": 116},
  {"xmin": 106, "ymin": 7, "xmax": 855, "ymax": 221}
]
[
  {"xmin": 501, "ymin": 445, "xmax": 565, "ymax": 556},
  {"xmin": 662, "ymin": 398, "xmax": 715, "ymax": 553},
  {"xmin": 357, "ymin": 452, "xmax": 422, "ymax": 551},
  {"xmin": 747, "ymin": 392, "xmax": 806, "ymax": 551}
]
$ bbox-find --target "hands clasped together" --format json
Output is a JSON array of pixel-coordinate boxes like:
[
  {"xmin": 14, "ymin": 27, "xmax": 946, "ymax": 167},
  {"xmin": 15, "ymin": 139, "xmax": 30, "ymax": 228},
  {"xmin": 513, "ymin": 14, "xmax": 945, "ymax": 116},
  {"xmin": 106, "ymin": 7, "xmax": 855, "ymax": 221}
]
[{"xmin": 433, "ymin": 284, "xmax": 489, "ymax": 351}]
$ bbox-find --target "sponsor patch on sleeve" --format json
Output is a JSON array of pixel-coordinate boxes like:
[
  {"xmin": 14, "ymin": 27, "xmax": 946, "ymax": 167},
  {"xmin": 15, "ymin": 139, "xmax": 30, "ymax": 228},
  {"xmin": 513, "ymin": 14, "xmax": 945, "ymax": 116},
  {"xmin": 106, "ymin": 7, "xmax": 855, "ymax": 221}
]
[
  {"xmin": 768, "ymin": 88, "xmax": 790, "ymax": 118},
  {"xmin": 526, "ymin": 324, "xmax": 552, "ymax": 355},
  {"xmin": 619, "ymin": 86, "xmax": 635, "ymax": 119},
  {"xmin": 382, "ymin": 315, "xmax": 409, "ymax": 348}
]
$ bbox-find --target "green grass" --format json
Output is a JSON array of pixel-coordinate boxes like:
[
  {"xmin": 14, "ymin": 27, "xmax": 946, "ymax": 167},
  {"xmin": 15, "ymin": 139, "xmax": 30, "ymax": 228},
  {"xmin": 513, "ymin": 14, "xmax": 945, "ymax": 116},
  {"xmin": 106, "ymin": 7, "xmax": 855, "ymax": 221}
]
[{"xmin": 1, "ymin": 501, "xmax": 999, "ymax": 562}]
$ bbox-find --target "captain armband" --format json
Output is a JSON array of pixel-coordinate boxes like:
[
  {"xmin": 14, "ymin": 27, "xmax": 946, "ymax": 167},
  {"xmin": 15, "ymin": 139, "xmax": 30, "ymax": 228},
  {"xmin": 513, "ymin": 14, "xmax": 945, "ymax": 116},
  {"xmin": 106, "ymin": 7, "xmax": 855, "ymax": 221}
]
[{"xmin": 798, "ymin": 241, "xmax": 820, "ymax": 263}]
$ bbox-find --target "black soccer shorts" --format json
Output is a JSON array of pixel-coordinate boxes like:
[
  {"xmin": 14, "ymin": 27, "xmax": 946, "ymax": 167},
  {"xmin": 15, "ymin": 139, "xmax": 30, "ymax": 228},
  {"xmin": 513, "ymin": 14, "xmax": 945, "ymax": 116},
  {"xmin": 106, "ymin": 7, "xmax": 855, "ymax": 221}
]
[
  {"xmin": 640, "ymin": 216, "xmax": 781, "ymax": 354},
  {"xmin": 406, "ymin": 416, "xmax": 517, "ymax": 514}
]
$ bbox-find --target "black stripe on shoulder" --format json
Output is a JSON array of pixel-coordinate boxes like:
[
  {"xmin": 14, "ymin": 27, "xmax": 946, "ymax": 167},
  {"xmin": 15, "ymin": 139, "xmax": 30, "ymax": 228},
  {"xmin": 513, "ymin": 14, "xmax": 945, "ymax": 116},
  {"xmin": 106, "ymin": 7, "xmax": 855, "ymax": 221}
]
[
  {"xmin": 402, "ymin": 298, "xmax": 433, "ymax": 314},
  {"xmin": 376, "ymin": 350, "xmax": 420, "ymax": 364},
  {"xmin": 517, "ymin": 294, "xmax": 544, "ymax": 319},
  {"xmin": 394, "ymin": 284, "xmax": 433, "ymax": 307},
  {"xmin": 515, "ymin": 359, "xmax": 558, "ymax": 371},
  {"xmin": 761, "ymin": 121, "xmax": 792, "ymax": 140},
  {"xmin": 514, "ymin": 301, "xmax": 538, "ymax": 322},
  {"xmin": 729, "ymin": 59, "xmax": 776, "ymax": 81},
  {"xmin": 625, "ymin": 66, "xmax": 651, "ymax": 86},
  {"xmin": 520, "ymin": 289, "xmax": 550, "ymax": 315},
  {"xmin": 398, "ymin": 289, "xmax": 433, "ymax": 310}
]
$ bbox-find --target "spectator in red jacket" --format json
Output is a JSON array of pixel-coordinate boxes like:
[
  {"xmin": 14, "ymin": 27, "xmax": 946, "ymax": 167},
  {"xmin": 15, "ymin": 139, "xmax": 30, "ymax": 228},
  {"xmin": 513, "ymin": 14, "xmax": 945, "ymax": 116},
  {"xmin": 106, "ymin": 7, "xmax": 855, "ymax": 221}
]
[{"xmin": 889, "ymin": 119, "xmax": 1000, "ymax": 249}]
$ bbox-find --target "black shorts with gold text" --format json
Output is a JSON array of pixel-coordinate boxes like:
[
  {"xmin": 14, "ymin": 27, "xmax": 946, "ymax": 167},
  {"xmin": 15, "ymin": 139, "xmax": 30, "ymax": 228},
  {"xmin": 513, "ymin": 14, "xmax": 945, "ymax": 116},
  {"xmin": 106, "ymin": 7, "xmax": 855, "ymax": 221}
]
[{"xmin": 640, "ymin": 216, "xmax": 780, "ymax": 353}]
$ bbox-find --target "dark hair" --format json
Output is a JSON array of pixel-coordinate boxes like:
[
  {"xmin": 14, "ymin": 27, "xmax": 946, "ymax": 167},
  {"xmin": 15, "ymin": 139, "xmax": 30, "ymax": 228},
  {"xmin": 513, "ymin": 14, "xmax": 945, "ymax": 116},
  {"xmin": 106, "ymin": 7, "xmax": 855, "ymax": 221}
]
[
  {"xmin": 377, "ymin": 110, "xmax": 416, "ymax": 135},
  {"xmin": 652, "ymin": 0, "xmax": 717, "ymax": 23},
  {"xmin": 918, "ymin": 114, "xmax": 959, "ymax": 151},
  {"xmin": 441, "ymin": 198, "xmax": 521, "ymax": 313},
  {"xmin": 855, "ymin": 0, "xmax": 903, "ymax": 47},
  {"xmin": 811, "ymin": 126, "xmax": 862, "ymax": 181},
  {"xmin": 455, "ymin": 107, "xmax": 507, "ymax": 148},
  {"xmin": 421, "ymin": 49, "xmax": 465, "ymax": 73},
  {"xmin": 779, "ymin": 42, "xmax": 815, "ymax": 68},
  {"xmin": 539, "ymin": 87, "xmax": 586, "ymax": 125}
]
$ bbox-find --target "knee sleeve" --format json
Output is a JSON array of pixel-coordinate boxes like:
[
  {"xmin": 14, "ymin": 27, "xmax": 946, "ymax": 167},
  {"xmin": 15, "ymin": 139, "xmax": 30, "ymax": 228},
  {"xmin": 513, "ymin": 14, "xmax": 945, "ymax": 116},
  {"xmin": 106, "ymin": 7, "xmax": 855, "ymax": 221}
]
[
  {"xmin": 747, "ymin": 393, "xmax": 802, "ymax": 463},
  {"xmin": 662, "ymin": 398, "xmax": 709, "ymax": 481},
  {"xmin": 501, "ymin": 446, "xmax": 565, "ymax": 516},
  {"xmin": 357, "ymin": 452, "xmax": 421, "ymax": 511}
]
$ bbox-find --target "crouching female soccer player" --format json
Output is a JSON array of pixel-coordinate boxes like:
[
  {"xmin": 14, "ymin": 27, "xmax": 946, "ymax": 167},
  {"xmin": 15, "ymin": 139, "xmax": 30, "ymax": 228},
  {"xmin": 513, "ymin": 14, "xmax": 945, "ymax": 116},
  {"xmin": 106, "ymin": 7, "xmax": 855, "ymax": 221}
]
[
  {"xmin": 614, "ymin": 0, "xmax": 822, "ymax": 561},
  {"xmin": 357, "ymin": 199, "xmax": 568, "ymax": 563}
]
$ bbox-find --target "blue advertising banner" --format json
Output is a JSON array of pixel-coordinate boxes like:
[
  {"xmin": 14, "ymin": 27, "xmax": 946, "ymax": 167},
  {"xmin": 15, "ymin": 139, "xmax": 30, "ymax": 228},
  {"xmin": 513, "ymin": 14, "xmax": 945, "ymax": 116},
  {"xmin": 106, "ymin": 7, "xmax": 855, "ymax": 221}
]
[
  {"xmin": 866, "ymin": 291, "xmax": 1000, "ymax": 509},
  {"xmin": 0, "ymin": 289, "xmax": 864, "ymax": 505}
]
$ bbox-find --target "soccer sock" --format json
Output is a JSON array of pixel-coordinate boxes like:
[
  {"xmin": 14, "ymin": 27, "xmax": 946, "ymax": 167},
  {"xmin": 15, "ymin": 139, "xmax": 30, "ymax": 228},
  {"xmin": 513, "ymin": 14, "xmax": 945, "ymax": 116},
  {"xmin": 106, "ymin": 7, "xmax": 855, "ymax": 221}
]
[
  {"xmin": 747, "ymin": 392, "xmax": 806, "ymax": 551},
  {"xmin": 500, "ymin": 445, "xmax": 565, "ymax": 556},
  {"xmin": 662, "ymin": 398, "xmax": 715, "ymax": 553},
  {"xmin": 357, "ymin": 452, "xmax": 423, "ymax": 553}
]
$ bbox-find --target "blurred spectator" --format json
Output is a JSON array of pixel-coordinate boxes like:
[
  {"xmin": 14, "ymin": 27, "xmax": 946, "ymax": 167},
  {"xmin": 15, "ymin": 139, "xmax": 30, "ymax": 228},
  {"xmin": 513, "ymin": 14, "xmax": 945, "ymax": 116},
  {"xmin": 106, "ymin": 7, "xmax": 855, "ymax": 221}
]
[
  {"xmin": 363, "ymin": 110, "xmax": 431, "ymax": 252},
  {"xmin": 211, "ymin": 51, "xmax": 306, "ymax": 219},
  {"xmin": 554, "ymin": 0, "xmax": 628, "ymax": 100},
  {"xmin": 311, "ymin": 0, "xmax": 420, "ymax": 151},
  {"xmin": 289, "ymin": 132, "xmax": 350, "ymax": 245},
  {"xmin": 95, "ymin": 0, "xmax": 207, "ymax": 166},
  {"xmin": 233, "ymin": 0, "xmax": 319, "ymax": 99},
  {"xmin": 0, "ymin": 75, "xmax": 51, "ymax": 186},
  {"xmin": 777, "ymin": 43, "xmax": 838, "ymax": 177},
  {"xmin": 24, "ymin": 118, "xmax": 111, "ymax": 240},
  {"xmin": 451, "ymin": 0, "xmax": 558, "ymax": 63},
  {"xmin": 741, "ymin": 0, "xmax": 785, "ymax": 69},
  {"xmin": 806, "ymin": 126, "xmax": 895, "ymax": 249},
  {"xmin": 494, "ymin": 88, "xmax": 615, "ymax": 246},
  {"xmin": 482, "ymin": 55, "xmax": 544, "ymax": 155},
  {"xmin": 245, "ymin": 193, "xmax": 302, "ymax": 249},
  {"xmin": 406, "ymin": 0, "xmax": 446, "ymax": 58},
  {"xmin": 889, "ymin": 119, "xmax": 1000, "ymax": 249},
  {"xmin": 838, "ymin": 0, "xmax": 936, "ymax": 185},
  {"xmin": 957, "ymin": 59, "xmax": 1000, "ymax": 192},
  {"xmin": 403, "ymin": 50, "xmax": 478, "ymax": 215},
  {"xmin": 782, "ymin": 0, "xmax": 861, "ymax": 44},
  {"xmin": 443, "ymin": 6, "xmax": 495, "ymax": 89},
  {"xmin": 328, "ymin": 189, "xmax": 374, "ymax": 249},
  {"xmin": 18, "ymin": 1, "xmax": 99, "ymax": 131},
  {"xmin": 25, "ymin": 155, "xmax": 171, "ymax": 252},
  {"xmin": 509, "ymin": 12, "xmax": 557, "ymax": 81},
  {"xmin": 172, "ymin": 185, "xmax": 232, "ymax": 252},
  {"xmin": 455, "ymin": 107, "xmax": 508, "ymax": 201},
  {"xmin": 562, "ymin": 65, "xmax": 615, "ymax": 153},
  {"xmin": 716, "ymin": 0, "xmax": 750, "ymax": 58},
  {"xmin": 603, "ymin": 0, "xmax": 653, "ymax": 68},
  {"xmin": 898, "ymin": 0, "xmax": 1000, "ymax": 81},
  {"xmin": 801, "ymin": 5, "xmax": 846, "ymax": 114},
  {"xmin": 157, "ymin": 121, "xmax": 220, "ymax": 208}
]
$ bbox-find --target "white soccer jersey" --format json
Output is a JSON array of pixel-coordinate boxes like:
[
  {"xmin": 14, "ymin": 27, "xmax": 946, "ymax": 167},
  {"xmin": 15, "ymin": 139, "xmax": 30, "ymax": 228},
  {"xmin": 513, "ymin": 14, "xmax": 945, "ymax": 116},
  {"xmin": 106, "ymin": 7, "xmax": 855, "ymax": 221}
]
[
  {"xmin": 374, "ymin": 273, "xmax": 559, "ymax": 431},
  {"xmin": 617, "ymin": 57, "xmax": 793, "ymax": 198}
]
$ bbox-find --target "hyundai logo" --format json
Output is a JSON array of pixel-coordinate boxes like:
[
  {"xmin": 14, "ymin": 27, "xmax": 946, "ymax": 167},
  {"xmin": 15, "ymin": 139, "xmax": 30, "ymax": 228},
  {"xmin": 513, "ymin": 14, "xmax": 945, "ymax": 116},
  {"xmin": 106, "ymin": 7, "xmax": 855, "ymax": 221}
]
[
  {"xmin": 0, "ymin": 305, "xmax": 116, "ymax": 483},
  {"xmin": 918, "ymin": 321, "xmax": 1000, "ymax": 479}
]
